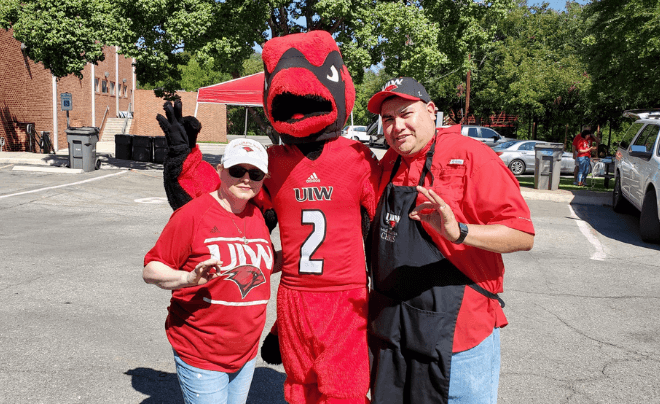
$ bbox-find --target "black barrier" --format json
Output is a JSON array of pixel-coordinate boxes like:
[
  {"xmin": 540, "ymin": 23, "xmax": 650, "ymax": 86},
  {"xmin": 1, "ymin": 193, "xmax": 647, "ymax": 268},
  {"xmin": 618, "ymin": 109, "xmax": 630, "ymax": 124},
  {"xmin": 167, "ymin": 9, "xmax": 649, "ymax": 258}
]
[
  {"xmin": 132, "ymin": 136, "xmax": 153, "ymax": 162},
  {"xmin": 115, "ymin": 134, "xmax": 133, "ymax": 160},
  {"xmin": 153, "ymin": 137, "xmax": 167, "ymax": 164}
]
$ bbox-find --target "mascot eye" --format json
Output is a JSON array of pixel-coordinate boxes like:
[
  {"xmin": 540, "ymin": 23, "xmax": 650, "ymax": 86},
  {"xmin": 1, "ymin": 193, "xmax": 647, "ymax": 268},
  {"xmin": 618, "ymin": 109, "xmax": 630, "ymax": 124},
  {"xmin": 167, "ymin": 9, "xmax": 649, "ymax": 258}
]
[{"xmin": 327, "ymin": 65, "xmax": 339, "ymax": 83}]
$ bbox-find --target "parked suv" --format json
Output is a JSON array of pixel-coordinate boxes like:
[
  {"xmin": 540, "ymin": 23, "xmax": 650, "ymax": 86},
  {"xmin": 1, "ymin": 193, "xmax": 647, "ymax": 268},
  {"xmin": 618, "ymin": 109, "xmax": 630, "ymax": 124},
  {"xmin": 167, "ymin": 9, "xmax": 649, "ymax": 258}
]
[
  {"xmin": 613, "ymin": 109, "xmax": 660, "ymax": 243},
  {"xmin": 341, "ymin": 125, "xmax": 369, "ymax": 142},
  {"xmin": 461, "ymin": 125, "xmax": 515, "ymax": 148}
]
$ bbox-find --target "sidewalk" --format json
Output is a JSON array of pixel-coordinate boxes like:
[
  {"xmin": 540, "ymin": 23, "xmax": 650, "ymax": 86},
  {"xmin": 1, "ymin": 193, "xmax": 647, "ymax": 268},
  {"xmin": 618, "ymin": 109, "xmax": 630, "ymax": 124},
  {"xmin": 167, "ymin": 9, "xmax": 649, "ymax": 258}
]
[
  {"xmin": 0, "ymin": 142, "xmax": 612, "ymax": 206},
  {"xmin": 0, "ymin": 141, "xmax": 228, "ymax": 172}
]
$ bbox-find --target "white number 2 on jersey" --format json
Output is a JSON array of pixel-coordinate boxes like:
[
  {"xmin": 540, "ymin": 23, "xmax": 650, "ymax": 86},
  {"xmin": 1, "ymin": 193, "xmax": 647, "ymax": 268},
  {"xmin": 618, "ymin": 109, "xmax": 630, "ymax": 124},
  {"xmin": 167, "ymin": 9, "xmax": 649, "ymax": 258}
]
[{"xmin": 299, "ymin": 210, "xmax": 326, "ymax": 274}]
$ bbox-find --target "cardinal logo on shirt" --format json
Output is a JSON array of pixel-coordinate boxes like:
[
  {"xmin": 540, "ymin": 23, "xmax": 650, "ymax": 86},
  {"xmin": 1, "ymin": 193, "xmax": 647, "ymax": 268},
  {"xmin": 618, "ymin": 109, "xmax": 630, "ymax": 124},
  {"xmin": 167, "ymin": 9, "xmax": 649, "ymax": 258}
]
[{"xmin": 221, "ymin": 265, "xmax": 266, "ymax": 298}]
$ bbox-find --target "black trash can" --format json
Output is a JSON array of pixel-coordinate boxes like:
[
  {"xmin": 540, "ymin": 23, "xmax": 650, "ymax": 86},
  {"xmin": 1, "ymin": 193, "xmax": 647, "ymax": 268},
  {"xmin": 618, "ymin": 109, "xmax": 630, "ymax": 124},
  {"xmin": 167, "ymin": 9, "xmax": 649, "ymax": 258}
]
[
  {"xmin": 115, "ymin": 134, "xmax": 133, "ymax": 160},
  {"xmin": 153, "ymin": 136, "xmax": 168, "ymax": 164},
  {"xmin": 132, "ymin": 136, "xmax": 153, "ymax": 162}
]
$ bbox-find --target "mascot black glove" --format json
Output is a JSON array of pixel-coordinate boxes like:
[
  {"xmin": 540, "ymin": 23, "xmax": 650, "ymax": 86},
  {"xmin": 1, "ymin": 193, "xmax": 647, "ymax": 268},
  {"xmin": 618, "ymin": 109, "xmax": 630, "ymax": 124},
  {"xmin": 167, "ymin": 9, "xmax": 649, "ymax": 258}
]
[
  {"xmin": 156, "ymin": 100, "xmax": 204, "ymax": 211},
  {"xmin": 260, "ymin": 332, "xmax": 282, "ymax": 365},
  {"xmin": 157, "ymin": 100, "xmax": 202, "ymax": 155}
]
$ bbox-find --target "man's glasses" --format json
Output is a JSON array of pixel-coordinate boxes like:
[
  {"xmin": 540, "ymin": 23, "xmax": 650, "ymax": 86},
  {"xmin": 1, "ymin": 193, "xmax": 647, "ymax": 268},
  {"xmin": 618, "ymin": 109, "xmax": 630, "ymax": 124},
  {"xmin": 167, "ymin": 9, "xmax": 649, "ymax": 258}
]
[{"xmin": 227, "ymin": 165, "xmax": 266, "ymax": 181}]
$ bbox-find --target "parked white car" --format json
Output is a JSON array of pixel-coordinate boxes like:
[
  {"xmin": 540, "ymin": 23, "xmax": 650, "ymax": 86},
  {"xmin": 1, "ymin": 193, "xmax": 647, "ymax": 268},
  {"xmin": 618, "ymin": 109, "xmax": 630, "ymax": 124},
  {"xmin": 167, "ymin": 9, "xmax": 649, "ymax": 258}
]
[
  {"xmin": 613, "ymin": 109, "xmax": 660, "ymax": 243},
  {"xmin": 341, "ymin": 125, "xmax": 369, "ymax": 142}
]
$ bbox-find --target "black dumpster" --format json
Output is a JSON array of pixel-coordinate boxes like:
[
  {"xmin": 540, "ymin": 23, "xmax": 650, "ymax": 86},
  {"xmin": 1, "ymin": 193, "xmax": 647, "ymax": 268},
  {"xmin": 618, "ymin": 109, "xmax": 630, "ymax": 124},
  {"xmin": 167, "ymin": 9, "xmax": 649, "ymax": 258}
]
[
  {"xmin": 153, "ymin": 137, "xmax": 168, "ymax": 164},
  {"xmin": 115, "ymin": 134, "xmax": 133, "ymax": 160},
  {"xmin": 132, "ymin": 136, "xmax": 153, "ymax": 162}
]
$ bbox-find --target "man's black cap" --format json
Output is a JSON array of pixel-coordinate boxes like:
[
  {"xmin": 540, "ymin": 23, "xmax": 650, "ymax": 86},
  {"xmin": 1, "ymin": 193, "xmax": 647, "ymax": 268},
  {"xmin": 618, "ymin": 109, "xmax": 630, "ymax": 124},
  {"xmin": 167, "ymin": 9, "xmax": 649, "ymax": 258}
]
[{"xmin": 367, "ymin": 77, "xmax": 431, "ymax": 114}]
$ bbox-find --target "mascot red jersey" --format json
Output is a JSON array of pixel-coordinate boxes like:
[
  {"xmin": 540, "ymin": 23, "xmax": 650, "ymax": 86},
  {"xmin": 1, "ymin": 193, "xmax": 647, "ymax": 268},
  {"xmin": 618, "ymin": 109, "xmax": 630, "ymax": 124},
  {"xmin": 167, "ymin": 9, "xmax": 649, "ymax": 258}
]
[{"xmin": 158, "ymin": 31, "xmax": 380, "ymax": 404}]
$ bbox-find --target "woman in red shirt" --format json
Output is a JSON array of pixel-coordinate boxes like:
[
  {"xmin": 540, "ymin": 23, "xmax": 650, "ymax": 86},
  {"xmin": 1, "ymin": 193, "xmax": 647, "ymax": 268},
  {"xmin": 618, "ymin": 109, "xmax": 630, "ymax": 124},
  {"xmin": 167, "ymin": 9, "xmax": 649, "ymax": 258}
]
[
  {"xmin": 143, "ymin": 139, "xmax": 280, "ymax": 404},
  {"xmin": 575, "ymin": 129, "xmax": 597, "ymax": 186}
]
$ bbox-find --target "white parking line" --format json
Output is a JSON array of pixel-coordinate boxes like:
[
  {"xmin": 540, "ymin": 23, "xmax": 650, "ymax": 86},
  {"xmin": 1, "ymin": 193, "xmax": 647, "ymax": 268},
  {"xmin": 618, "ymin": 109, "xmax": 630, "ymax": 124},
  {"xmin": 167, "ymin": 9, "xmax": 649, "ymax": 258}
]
[
  {"xmin": 568, "ymin": 205, "xmax": 607, "ymax": 261},
  {"xmin": 0, "ymin": 171, "xmax": 129, "ymax": 200}
]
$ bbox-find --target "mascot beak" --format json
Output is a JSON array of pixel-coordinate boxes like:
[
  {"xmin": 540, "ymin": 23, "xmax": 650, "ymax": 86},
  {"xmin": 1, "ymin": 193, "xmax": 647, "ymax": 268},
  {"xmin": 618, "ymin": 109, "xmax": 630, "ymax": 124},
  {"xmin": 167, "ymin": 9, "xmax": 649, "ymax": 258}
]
[{"xmin": 266, "ymin": 67, "xmax": 338, "ymax": 138}]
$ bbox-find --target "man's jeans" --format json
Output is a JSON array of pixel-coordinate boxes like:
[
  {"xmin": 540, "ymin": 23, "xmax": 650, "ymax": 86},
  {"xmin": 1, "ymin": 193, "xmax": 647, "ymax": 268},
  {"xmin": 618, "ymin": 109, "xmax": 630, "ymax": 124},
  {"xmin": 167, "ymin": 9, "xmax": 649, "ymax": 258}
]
[
  {"xmin": 173, "ymin": 350, "xmax": 256, "ymax": 404},
  {"xmin": 577, "ymin": 156, "xmax": 591, "ymax": 184},
  {"xmin": 448, "ymin": 327, "xmax": 501, "ymax": 404}
]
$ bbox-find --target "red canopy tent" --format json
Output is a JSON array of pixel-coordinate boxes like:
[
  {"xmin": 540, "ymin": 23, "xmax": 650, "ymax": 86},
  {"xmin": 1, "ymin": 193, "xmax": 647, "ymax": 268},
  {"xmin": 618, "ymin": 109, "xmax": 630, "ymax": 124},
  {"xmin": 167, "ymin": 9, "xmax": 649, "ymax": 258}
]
[
  {"xmin": 196, "ymin": 72, "xmax": 264, "ymax": 107},
  {"xmin": 195, "ymin": 72, "xmax": 264, "ymax": 136}
]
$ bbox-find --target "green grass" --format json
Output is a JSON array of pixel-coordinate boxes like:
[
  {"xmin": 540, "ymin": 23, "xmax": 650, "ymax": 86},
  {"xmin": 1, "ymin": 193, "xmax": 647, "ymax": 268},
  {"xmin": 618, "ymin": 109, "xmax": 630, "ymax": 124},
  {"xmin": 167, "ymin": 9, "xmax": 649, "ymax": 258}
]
[{"xmin": 515, "ymin": 175, "xmax": 612, "ymax": 193}]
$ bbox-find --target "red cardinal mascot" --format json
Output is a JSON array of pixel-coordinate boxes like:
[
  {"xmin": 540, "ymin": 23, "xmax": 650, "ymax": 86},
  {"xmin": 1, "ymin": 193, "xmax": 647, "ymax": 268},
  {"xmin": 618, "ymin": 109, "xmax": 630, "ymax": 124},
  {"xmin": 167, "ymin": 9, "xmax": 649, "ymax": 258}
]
[{"xmin": 157, "ymin": 31, "xmax": 380, "ymax": 403}]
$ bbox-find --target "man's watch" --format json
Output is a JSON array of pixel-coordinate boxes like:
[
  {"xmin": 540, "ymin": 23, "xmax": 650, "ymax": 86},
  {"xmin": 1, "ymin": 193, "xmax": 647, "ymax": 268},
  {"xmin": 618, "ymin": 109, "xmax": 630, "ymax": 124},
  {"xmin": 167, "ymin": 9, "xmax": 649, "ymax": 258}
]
[{"xmin": 453, "ymin": 222, "xmax": 469, "ymax": 245}]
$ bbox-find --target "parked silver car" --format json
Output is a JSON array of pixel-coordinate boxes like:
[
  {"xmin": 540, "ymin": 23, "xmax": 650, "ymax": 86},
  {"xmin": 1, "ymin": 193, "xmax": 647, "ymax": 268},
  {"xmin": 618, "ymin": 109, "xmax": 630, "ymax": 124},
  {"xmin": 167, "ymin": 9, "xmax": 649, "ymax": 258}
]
[
  {"xmin": 613, "ymin": 109, "xmax": 660, "ymax": 242},
  {"xmin": 461, "ymin": 125, "xmax": 516, "ymax": 148},
  {"xmin": 494, "ymin": 140, "xmax": 575, "ymax": 175}
]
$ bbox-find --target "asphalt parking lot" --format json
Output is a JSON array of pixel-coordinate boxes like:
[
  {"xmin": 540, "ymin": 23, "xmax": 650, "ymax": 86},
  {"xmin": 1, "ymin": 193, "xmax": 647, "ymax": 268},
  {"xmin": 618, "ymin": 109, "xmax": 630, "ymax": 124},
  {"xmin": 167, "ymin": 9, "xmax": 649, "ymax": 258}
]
[{"xmin": 1, "ymin": 140, "xmax": 658, "ymax": 403}]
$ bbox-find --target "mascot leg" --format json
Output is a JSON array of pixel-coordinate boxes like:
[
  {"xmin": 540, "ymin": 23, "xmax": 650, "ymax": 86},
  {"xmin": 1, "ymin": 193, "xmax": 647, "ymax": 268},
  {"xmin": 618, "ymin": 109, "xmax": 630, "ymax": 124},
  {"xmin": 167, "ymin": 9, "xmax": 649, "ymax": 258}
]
[{"xmin": 278, "ymin": 287, "xmax": 370, "ymax": 404}]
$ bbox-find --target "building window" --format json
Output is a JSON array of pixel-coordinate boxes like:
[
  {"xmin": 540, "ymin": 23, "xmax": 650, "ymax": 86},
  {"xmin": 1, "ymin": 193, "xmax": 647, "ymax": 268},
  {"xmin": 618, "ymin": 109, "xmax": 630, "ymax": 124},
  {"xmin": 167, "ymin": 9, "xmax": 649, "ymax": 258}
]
[
  {"xmin": 110, "ymin": 81, "xmax": 115, "ymax": 96},
  {"xmin": 95, "ymin": 78, "xmax": 100, "ymax": 93},
  {"xmin": 101, "ymin": 80, "xmax": 107, "ymax": 93},
  {"xmin": 123, "ymin": 85, "xmax": 127, "ymax": 97}
]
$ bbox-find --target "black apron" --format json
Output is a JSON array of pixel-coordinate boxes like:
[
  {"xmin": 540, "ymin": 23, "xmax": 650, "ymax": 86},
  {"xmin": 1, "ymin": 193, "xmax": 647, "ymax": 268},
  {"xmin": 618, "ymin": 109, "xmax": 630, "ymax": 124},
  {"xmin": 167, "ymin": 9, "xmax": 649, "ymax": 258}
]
[{"xmin": 368, "ymin": 140, "xmax": 504, "ymax": 404}]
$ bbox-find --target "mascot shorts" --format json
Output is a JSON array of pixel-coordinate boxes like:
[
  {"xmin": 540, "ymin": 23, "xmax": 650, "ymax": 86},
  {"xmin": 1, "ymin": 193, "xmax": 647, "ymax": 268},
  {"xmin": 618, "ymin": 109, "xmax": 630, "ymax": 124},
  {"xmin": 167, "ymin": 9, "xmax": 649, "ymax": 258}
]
[{"xmin": 277, "ymin": 286, "xmax": 370, "ymax": 404}]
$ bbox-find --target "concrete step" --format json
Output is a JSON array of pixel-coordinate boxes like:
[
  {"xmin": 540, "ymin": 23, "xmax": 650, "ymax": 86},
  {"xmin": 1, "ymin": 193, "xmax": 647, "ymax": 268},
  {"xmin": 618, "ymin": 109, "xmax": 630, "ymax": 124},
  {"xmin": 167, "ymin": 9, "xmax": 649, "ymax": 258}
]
[{"xmin": 101, "ymin": 118, "xmax": 132, "ymax": 142}]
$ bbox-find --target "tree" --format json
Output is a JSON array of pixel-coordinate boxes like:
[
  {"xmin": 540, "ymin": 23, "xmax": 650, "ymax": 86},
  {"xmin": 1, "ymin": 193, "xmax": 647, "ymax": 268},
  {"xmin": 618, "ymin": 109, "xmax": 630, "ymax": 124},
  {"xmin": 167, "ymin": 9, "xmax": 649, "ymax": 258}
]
[
  {"xmin": 467, "ymin": 1, "xmax": 591, "ymax": 141},
  {"xmin": 581, "ymin": 0, "xmax": 660, "ymax": 128},
  {"xmin": 0, "ymin": 0, "xmax": 123, "ymax": 79},
  {"xmin": 2, "ymin": 0, "xmax": 514, "ymax": 134}
]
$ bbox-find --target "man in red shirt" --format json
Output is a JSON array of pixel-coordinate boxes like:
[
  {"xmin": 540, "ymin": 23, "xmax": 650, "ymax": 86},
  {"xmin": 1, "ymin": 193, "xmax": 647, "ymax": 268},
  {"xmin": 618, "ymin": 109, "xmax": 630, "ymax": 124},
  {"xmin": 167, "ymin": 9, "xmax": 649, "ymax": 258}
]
[{"xmin": 366, "ymin": 77, "xmax": 535, "ymax": 403}]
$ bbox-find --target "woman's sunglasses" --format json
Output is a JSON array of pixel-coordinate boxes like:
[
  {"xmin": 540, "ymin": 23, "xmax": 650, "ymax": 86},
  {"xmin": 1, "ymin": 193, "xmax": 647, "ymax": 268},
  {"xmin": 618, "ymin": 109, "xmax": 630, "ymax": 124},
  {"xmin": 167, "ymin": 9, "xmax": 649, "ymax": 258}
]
[{"xmin": 227, "ymin": 165, "xmax": 266, "ymax": 181}]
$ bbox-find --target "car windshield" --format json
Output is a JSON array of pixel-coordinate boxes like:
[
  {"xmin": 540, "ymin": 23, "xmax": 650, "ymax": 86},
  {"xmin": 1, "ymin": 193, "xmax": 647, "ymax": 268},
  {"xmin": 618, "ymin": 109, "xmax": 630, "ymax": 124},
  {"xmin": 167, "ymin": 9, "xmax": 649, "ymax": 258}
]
[{"xmin": 493, "ymin": 141, "xmax": 519, "ymax": 150}]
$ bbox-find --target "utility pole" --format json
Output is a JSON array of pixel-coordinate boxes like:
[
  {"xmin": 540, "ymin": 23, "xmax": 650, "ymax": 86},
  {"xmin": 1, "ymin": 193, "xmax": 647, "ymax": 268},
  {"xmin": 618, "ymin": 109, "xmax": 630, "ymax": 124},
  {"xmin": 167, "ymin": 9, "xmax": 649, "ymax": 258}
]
[{"xmin": 464, "ymin": 54, "xmax": 471, "ymax": 125}]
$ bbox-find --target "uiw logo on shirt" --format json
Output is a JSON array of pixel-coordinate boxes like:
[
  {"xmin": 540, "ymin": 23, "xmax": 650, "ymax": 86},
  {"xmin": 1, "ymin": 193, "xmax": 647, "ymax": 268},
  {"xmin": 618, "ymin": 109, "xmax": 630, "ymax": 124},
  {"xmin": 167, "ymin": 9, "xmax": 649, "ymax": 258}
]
[
  {"xmin": 204, "ymin": 240, "xmax": 273, "ymax": 299},
  {"xmin": 294, "ymin": 186, "xmax": 333, "ymax": 202}
]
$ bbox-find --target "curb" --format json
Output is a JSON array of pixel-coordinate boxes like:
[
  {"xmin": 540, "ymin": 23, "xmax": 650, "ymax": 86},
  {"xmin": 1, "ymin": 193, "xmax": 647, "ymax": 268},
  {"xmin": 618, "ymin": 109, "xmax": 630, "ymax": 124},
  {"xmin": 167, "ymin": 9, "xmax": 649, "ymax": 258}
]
[{"xmin": 520, "ymin": 188, "xmax": 611, "ymax": 206}]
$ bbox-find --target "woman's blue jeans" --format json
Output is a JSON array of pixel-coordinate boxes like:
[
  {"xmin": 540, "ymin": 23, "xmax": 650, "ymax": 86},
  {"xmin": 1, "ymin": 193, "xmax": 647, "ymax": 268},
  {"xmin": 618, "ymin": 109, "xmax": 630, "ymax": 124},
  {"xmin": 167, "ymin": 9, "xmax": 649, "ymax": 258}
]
[
  {"xmin": 173, "ymin": 350, "xmax": 256, "ymax": 404},
  {"xmin": 577, "ymin": 156, "xmax": 591, "ymax": 184}
]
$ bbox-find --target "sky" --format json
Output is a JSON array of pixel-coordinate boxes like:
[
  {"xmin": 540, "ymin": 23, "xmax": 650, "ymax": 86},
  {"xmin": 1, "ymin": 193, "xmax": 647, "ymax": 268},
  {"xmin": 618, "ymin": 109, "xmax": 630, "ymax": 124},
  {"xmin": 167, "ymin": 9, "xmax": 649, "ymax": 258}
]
[{"xmin": 530, "ymin": 0, "xmax": 590, "ymax": 11}]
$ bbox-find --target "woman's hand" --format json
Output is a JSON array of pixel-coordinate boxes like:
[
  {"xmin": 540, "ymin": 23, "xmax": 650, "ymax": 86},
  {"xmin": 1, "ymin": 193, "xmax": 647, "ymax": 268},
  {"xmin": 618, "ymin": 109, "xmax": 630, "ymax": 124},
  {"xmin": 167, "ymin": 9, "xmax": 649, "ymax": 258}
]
[
  {"xmin": 144, "ymin": 257, "xmax": 223, "ymax": 290},
  {"xmin": 187, "ymin": 258, "xmax": 222, "ymax": 286}
]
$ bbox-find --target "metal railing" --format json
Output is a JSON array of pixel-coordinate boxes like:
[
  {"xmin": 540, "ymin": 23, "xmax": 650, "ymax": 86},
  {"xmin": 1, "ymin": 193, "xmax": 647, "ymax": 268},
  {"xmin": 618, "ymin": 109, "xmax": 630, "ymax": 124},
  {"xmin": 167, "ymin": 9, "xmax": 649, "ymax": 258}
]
[
  {"xmin": 99, "ymin": 105, "xmax": 110, "ymax": 133},
  {"xmin": 121, "ymin": 103, "xmax": 132, "ymax": 134}
]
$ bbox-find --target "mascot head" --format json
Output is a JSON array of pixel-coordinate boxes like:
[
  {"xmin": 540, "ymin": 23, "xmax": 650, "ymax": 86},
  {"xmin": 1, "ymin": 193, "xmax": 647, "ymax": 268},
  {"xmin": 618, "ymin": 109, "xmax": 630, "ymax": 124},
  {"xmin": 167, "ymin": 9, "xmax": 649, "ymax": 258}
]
[{"xmin": 262, "ymin": 30, "xmax": 356, "ymax": 144}]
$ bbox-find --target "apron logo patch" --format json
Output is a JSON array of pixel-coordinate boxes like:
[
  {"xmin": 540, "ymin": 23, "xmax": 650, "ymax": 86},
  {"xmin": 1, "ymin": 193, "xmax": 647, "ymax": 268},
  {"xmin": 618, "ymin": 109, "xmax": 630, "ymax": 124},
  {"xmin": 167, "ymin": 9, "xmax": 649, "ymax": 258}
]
[
  {"xmin": 381, "ymin": 212, "xmax": 400, "ymax": 242},
  {"xmin": 386, "ymin": 212, "xmax": 400, "ymax": 228},
  {"xmin": 449, "ymin": 159, "xmax": 464, "ymax": 165}
]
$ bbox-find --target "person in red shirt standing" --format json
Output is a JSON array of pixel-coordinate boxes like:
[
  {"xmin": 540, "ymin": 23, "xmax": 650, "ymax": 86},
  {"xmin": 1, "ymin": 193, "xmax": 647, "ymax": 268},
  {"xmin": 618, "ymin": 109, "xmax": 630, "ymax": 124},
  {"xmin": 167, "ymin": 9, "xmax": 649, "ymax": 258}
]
[
  {"xmin": 366, "ymin": 78, "xmax": 535, "ymax": 403},
  {"xmin": 143, "ymin": 139, "xmax": 280, "ymax": 404},
  {"xmin": 573, "ymin": 127, "xmax": 597, "ymax": 186}
]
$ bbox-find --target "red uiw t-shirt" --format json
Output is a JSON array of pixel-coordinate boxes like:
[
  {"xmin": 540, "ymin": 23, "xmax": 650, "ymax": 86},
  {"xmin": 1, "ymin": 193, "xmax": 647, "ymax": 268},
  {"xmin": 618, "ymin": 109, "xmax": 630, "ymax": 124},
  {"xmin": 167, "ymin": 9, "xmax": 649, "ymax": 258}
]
[{"xmin": 145, "ymin": 193, "xmax": 274, "ymax": 372}]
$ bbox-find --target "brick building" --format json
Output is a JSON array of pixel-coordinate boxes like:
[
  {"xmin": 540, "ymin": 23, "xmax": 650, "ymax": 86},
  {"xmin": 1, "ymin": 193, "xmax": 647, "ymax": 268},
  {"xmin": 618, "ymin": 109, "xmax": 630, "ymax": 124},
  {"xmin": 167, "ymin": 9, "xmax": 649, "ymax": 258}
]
[
  {"xmin": 0, "ymin": 28, "xmax": 226, "ymax": 153},
  {"xmin": 132, "ymin": 90, "xmax": 227, "ymax": 143}
]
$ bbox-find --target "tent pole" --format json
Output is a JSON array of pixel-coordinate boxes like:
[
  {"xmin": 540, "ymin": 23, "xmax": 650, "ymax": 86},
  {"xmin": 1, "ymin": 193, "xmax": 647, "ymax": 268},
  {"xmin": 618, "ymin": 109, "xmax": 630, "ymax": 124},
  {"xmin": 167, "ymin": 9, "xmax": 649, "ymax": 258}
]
[
  {"xmin": 351, "ymin": 111, "xmax": 354, "ymax": 126},
  {"xmin": 244, "ymin": 107, "xmax": 248, "ymax": 137}
]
